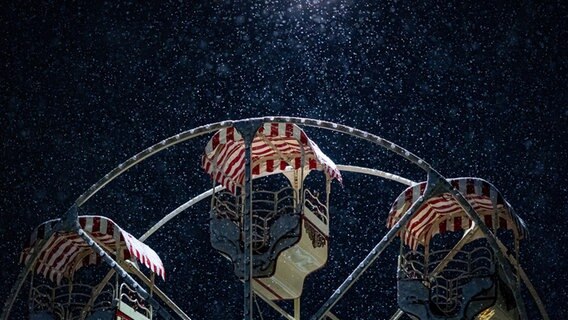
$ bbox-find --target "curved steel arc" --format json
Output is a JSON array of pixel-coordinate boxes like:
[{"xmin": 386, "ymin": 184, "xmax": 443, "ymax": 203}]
[
  {"xmin": 140, "ymin": 185, "xmax": 223, "ymax": 242},
  {"xmin": 245, "ymin": 117, "xmax": 432, "ymax": 171},
  {"xmin": 141, "ymin": 165, "xmax": 415, "ymax": 242},
  {"xmin": 74, "ymin": 121, "xmax": 235, "ymax": 207},
  {"xmin": 335, "ymin": 165, "xmax": 415, "ymax": 186},
  {"xmin": 74, "ymin": 116, "xmax": 432, "ymax": 209}
]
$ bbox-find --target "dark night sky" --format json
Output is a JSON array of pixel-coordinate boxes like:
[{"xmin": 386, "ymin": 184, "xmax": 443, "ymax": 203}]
[{"xmin": 1, "ymin": 0, "xmax": 567, "ymax": 319}]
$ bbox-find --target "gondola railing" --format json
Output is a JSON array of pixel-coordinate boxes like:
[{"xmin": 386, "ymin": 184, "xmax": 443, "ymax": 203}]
[
  {"xmin": 30, "ymin": 283, "xmax": 114, "ymax": 320},
  {"xmin": 398, "ymin": 244, "xmax": 496, "ymax": 318},
  {"xmin": 304, "ymin": 189, "xmax": 328, "ymax": 225}
]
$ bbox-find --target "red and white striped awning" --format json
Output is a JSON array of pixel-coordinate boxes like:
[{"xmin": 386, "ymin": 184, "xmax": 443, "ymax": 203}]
[
  {"xmin": 20, "ymin": 216, "xmax": 165, "ymax": 284},
  {"xmin": 202, "ymin": 122, "xmax": 342, "ymax": 193},
  {"xmin": 387, "ymin": 177, "xmax": 528, "ymax": 250}
]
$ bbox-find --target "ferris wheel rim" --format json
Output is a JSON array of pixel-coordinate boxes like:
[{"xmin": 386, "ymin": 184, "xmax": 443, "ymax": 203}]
[{"xmin": 74, "ymin": 116, "xmax": 433, "ymax": 208}]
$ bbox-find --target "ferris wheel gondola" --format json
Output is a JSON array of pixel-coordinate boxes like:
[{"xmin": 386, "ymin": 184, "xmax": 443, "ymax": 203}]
[
  {"xmin": 15, "ymin": 214, "xmax": 182, "ymax": 320},
  {"xmin": 202, "ymin": 122, "xmax": 341, "ymax": 301},
  {"xmin": 387, "ymin": 178, "xmax": 528, "ymax": 320}
]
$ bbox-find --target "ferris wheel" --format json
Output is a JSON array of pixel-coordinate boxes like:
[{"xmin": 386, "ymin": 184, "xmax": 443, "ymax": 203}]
[{"xmin": 1, "ymin": 117, "xmax": 549, "ymax": 320}]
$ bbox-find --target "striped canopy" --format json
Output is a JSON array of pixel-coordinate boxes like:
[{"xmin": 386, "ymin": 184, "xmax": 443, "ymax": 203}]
[
  {"xmin": 387, "ymin": 177, "xmax": 528, "ymax": 250},
  {"xmin": 20, "ymin": 216, "xmax": 165, "ymax": 284},
  {"xmin": 202, "ymin": 122, "xmax": 342, "ymax": 193}
]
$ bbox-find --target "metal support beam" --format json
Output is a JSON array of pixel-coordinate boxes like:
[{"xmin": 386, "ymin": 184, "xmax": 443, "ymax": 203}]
[
  {"xmin": 495, "ymin": 240, "xmax": 549, "ymax": 320},
  {"xmin": 325, "ymin": 312, "xmax": 341, "ymax": 320},
  {"xmin": 447, "ymin": 186, "xmax": 528, "ymax": 320},
  {"xmin": 388, "ymin": 225, "xmax": 480, "ymax": 320},
  {"xmin": 235, "ymin": 121, "xmax": 262, "ymax": 320},
  {"xmin": 428, "ymin": 225, "xmax": 480, "ymax": 278},
  {"xmin": 80, "ymin": 268, "xmax": 116, "ymax": 319},
  {"xmin": 1, "ymin": 234, "xmax": 54, "ymax": 320},
  {"xmin": 254, "ymin": 292, "xmax": 295, "ymax": 320},
  {"xmin": 242, "ymin": 132, "xmax": 254, "ymax": 320},
  {"xmin": 122, "ymin": 261, "xmax": 192, "ymax": 320},
  {"xmin": 83, "ymin": 234, "xmax": 191, "ymax": 319},
  {"xmin": 75, "ymin": 228, "xmax": 174, "ymax": 320},
  {"xmin": 311, "ymin": 173, "xmax": 446, "ymax": 320},
  {"xmin": 388, "ymin": 309, "xmax": 404, "ymax": 320}
]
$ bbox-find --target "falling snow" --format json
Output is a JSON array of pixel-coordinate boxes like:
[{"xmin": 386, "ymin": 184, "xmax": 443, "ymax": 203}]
[{"xmin": 1, "ymin": 1, "xmax": 567, "ymax": 319}]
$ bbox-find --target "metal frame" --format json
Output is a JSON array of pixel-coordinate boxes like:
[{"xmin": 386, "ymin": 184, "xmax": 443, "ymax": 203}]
[
  {"xmin": 2, "ymin": 117, "xmax": 548, "ymax": 320},
  {"xmin": 75, "ymin": 221, "xmax": 175, "ymax": 320},
  {"xmin": 232, "ymin": 120, "xmax": 263, "ymax": 319}
]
